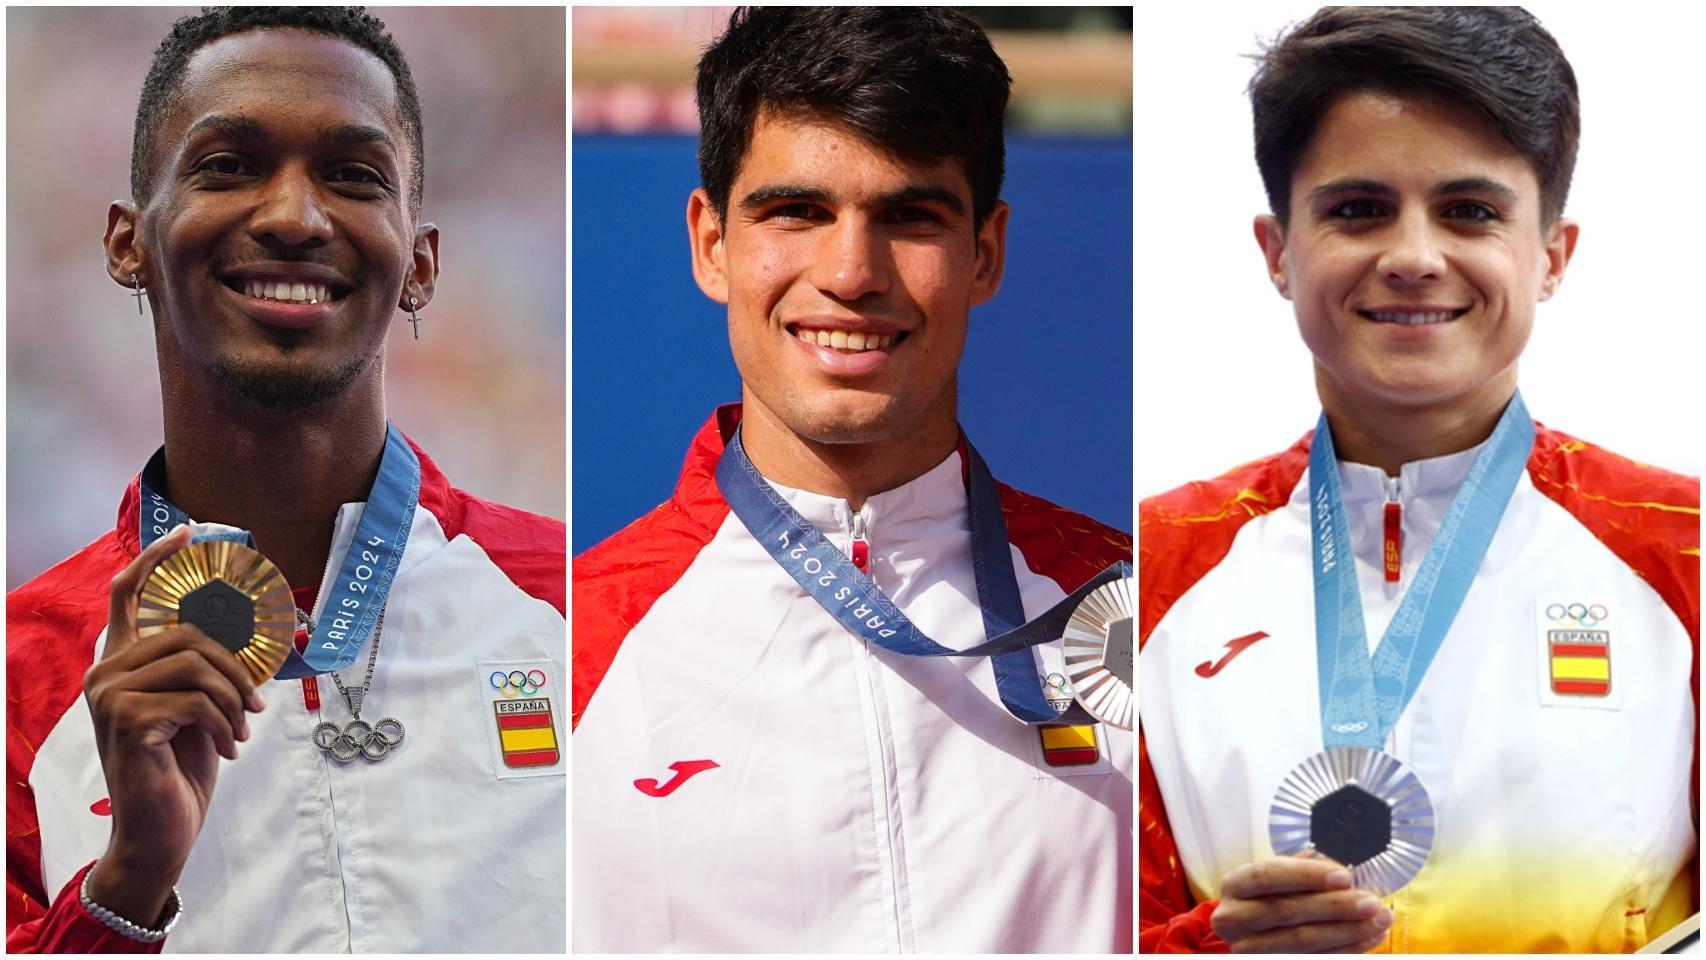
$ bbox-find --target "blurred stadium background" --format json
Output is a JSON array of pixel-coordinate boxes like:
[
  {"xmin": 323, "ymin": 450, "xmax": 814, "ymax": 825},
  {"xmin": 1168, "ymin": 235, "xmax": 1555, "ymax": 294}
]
[
  {"xmin": 572, "ymin": 6, "xmax": 1132, "ymax": 554},
  {"xmin": 6, "ymin": 7, "xmax": 565, "ymax": 590}
]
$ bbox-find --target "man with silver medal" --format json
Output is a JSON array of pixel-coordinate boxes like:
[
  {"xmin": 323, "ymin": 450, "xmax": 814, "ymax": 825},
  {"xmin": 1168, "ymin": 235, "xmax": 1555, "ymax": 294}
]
[
  {"xmin": 1139, "ymin": 6, "xmax": 1697, "ymax": 955},
  {"xmin": 573, "ymin": 8, "xmax": 1131, "ymax": 953},
  {"xmin": 5, "ymin": 8, "xmax": 566, "ymax": 953}
]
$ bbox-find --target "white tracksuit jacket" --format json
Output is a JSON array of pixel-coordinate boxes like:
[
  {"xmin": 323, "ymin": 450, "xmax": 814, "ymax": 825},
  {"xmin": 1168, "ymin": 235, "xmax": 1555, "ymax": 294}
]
[
  {"xmin": 6, "ymin": 439, "xmax": 566, "ymax": 953},
  {"xmin": 1138, "ymin": 423, "xmax": 1698, "ymax": 953},
  {"xmin": 573, "ymin": 407, "xmax": 1133, "ymax": 953}
]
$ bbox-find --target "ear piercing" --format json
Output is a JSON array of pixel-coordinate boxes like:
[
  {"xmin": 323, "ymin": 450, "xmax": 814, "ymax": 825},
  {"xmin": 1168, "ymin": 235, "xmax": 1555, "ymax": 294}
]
[{"xmin": 408, "ymin": 296, "xmax": 421, "ymax": 339}]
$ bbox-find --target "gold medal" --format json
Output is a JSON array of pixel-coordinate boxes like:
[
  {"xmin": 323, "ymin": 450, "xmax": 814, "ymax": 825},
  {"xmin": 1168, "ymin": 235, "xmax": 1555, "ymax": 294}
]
[{"xmin": 138, "ymin": 540, "xmax": 294, "ymax": 684}]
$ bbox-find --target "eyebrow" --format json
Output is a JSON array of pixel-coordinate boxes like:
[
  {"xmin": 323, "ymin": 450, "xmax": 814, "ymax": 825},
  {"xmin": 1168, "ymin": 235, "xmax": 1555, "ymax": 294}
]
[
  {"xmin": 314, "ymin": 123, "xmax": 398, "ymax": 154},
  {"xmin": 1308, "ymin": 176, "xmax": 1520, "ymax": 203},
  {"xmin": 183, "ymin": 115, "xmax": 397, "ymax": 154},
  {"xmin": 185, "ymin": 113, "xmax": 264, "ymax": 140},
  {"xmin": 738, "ymin": 184, "xmax": 833, "ymax": 212},
  {"xmin": 736, "ymin": 182, "xmax": 967, "ymax": 215}
]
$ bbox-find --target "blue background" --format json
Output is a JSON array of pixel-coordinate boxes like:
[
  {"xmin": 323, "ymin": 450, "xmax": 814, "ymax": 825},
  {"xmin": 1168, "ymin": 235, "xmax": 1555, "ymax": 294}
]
[{"xmin": 572, "ymin": 135, "xmax": 1132, "ymax": 553}]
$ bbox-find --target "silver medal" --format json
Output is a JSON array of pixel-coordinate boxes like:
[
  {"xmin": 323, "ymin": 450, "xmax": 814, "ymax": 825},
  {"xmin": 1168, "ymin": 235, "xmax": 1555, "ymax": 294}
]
[
  {"xmin": 1062, "ymin": 576, "xmax": 1133, "ymax": 730},
  {"xmin": 1269, "ymin": 746, "xmax": 1434, "ymax": 896}
]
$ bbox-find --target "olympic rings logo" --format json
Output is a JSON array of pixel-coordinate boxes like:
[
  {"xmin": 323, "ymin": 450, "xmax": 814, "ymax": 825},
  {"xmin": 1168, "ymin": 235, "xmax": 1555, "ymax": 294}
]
[
  {"xmin": 1546, "ymin": 602, "xmax": 1609, "ymax": 628},
  {"xmin": 490, "ymin": 669, "xmax": 548, "ymax": 697},
  {"xmin": 314, "ymin": 718, "xmax": 405, "ymax": 762}
]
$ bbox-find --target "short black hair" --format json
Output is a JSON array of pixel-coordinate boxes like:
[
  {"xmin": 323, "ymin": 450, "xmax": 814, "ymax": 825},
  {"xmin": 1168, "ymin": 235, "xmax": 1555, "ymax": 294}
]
[
  {"xmin": 695, "ymin": 7, "xmax": 1011, "ymax": 230},
  {"xmin": 131, "ymin": 6, "xmax": 424, "ymax": 213},
  {"xmin": 1251, "ymin": 6, "xmax": 1579, "ymax": 227}
]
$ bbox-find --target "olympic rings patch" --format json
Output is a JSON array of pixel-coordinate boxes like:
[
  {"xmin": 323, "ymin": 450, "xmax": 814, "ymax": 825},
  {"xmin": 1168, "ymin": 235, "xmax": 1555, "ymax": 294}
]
[
  {"xmin": 1544, "ymin": 602, "xmax": 1609, "ymax": 628},
  {"xmin": 489, "ymin": 668, "xmax": 548, "ymax": 697}
]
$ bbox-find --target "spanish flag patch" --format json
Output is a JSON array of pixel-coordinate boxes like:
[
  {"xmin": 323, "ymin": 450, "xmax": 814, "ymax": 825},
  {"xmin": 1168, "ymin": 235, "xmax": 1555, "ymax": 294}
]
[
  {"xmin": 1038, "ymin": 722, "xmax": 1100, "ymax": 766},
  {"xmin": 494, "ymin": 698, "xmax": 561, "ymax": 767},
  {"xmin": 1549, "ymin": 630, "xmax": 1610, "ymax": 696}
]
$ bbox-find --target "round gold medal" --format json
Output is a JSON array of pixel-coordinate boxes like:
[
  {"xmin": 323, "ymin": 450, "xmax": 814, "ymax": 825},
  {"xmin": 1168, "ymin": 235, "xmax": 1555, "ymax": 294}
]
[{"xmin": 138, "ymin": 539, "xmax": 295, "ymax": 684}]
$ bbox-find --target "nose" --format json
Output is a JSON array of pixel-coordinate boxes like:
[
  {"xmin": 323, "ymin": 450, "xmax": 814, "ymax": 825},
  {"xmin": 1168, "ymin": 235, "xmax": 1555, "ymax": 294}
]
[
  {"xmin": 808, "ymin": 215, "xmax": 891, "ymax": 303},
  {"xmin": 248, "ymin": 166, "xmax": 332, "ymax": 249},
  {"xmin": 1377, "ymin": 210, "xmax": 1446, "ymax": 285}
]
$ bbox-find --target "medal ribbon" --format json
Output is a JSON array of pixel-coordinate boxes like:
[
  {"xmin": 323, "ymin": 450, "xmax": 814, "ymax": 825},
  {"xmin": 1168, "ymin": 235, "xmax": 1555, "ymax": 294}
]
[
  {"xmin": 1310, "ymin": 392, "xmax": 1534, "ymax": 749},
  {"xmin": 717, "ymin": 425, "xmax": 1127, "ymax": 724},
  {"xmin": 138, "ymin": 422, "xmax": 421, "ymax": 680}
]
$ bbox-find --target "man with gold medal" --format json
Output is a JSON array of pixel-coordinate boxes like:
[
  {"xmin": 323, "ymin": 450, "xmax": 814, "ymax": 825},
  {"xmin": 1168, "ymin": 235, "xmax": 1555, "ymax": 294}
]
[
  {"xmin": 1139, "ymin": 6, "xmax": 1697, "ymax": 954},
  {"xmin": 5, "ymin": 8, "xmax": 565, "ymax": 952}
]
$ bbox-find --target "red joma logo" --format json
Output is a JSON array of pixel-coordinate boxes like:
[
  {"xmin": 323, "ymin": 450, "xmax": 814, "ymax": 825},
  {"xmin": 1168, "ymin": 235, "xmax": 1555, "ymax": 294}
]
[
  {"xmin": 634, "ymin": 760, "xmax": 719, "ymax": 797},
  {"xmin": 1196, "ymin": 631, "xmax": 1271, "ymax": 678}
]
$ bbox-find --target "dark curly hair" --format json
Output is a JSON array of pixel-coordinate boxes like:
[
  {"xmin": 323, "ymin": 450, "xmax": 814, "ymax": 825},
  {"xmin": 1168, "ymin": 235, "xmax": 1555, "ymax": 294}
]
[
  {"xmin": 1251, "ymin": 6, "xmax": 1579, "ymax": 227},
  {"xmin": 131, "ymin": 6, "xmax": 424, "ymax": 213},
  {"xmin": 695, "ymin": 7, "xmax": 1011, "ymax": 230}
]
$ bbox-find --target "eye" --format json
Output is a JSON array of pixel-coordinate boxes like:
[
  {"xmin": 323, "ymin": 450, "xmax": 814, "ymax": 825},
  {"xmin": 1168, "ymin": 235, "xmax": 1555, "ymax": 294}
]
[
  {"xmin": 328, "ymin": 166, "xmax": 389, "ymax": 189},
  {"xmin": 886, "ymin": 206, "xmax": 942, "ymax": 225},
  {"xmin": 768, "ymin": 202, "xmax": 824, "ymax": 222},
  {"xmin": 196, "ymin": 155, "xmax": 251, "ymax": 177},
  {"xmin": 1443, "ymin": 200, "xmax": 1500, "ymax": 223},
  {"xmin": 1326, "ymin": 199, "xmax": 1385, "ymax": 220}
]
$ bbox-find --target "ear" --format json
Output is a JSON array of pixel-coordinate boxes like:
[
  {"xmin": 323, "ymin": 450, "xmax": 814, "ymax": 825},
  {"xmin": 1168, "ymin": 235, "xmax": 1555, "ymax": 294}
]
[
  {"xmin": 1253, "ymin": 213, "xmax": 1291, "ymax": 300},
  {"xmin": 687, "ymin": 188, "xmax": 729, "ymax": 304},
  {"xmin": 1538, "ymin": 217, "xmax": 1579, "ymax": 302},
  {"xmin": 969, "ymin": 200, "xmax": 1009, "ymax": 307},
  {"xmin": 400, "ymin": 223, "xmax": 440, "ymax": 310},
  {"xmin": 104, "ymin": 201, "xmax": 145, "ymax": 290}
]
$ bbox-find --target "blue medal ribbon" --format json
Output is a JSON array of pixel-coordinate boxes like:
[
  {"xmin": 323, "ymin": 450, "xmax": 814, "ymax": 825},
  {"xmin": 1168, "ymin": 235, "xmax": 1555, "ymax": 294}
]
[
  {"xmin": 138, "ymin": 422, "xmax": 421, "ymax": 680},
  {"xmin": 1310, "ymin": 392, "xmax": 1534, "ymax": 749},
  {"xmin": 717, "ymin": 425, "xmax": 1127, "ymax": 725}
]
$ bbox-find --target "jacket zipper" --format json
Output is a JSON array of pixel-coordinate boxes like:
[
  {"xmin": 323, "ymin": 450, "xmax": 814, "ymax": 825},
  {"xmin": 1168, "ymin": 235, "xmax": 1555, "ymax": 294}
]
[
  {"xmin": 1383, "ymin": 475, "xmax": 1402, "ymax": 585},
  {"xmin": 305, "ymin": 507, "xmax": 361, "ymax": 946},
  {"xmin": 302, "ymin": 515, "xmax": 348, "ymax": 714},
  {"xmin": 851, "ymin": 511, "xmax": 870, "ymax": 573},
  {"xmin": 843, "ymin": 504, "xmax": 911, "ymax": 950}
]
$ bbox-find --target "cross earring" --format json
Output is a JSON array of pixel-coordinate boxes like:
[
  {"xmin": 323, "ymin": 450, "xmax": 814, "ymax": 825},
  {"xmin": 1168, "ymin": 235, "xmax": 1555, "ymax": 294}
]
[
  {"xmin": 131, "ymin": 274, "xmax": 146, "ymax": 315},
  {"xmin": 408, "ymin": 296, "xmax": 421, "ymax": 340}
]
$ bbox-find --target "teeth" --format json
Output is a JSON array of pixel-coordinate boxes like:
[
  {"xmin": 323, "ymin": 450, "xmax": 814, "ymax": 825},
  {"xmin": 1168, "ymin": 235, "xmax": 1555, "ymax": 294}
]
[
  {"xmin": 1368, "ymin": 310, "xmax": 1459, "ymax": 326},
  {"xmin": 795, "ymin": 328, "xmax": 896, "ymax": 352},
  {"xmin": 241, "ymin": 280, "xmax": 332, "ymax": 304}
]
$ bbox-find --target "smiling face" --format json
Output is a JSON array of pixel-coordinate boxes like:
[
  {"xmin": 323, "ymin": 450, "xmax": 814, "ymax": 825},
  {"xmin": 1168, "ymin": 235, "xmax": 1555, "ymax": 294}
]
[
  {"xmin": 689, "ymin": 110, "xmax": 1006, "ymax": 457},
  {"xmin": 1257, "ymin": 90, "xmax": 1575, "ymax": 423},
  {"xmin": 113, "ymin": 28, "xmax": 435, "ymax": 411}
]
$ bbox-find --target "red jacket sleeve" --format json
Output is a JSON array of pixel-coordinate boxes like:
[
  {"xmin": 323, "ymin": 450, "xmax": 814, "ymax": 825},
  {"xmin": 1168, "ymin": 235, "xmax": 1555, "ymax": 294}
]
[
  {"xmin": 7, "ymin": 862, "xmax": 163, "ymax": 954},
  {"xmin": 1138, "ymin": 442, "xmax": 1310, "ymax": 954},
  {"xmin": 1139, "ymin": 728, "xmax": 1228, "ymax": 953},
  {"xmin": 8, "ymin": 533, "xmax": 163, "ymax": 952}
]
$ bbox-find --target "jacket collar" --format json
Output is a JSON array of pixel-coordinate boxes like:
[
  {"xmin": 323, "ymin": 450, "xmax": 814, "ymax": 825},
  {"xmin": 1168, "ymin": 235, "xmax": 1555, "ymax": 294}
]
[
  {"xmin": 673, "ymin": 403, "xmax": 970, "ymax": 539},
  {"xmin": 114, "ymin": 430, "xmax": 456, "ymax": 560}
]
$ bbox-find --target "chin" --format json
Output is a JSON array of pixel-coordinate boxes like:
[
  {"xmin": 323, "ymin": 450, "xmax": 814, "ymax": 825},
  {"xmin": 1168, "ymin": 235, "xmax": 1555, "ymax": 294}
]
[
  {"xmin": 209, "ymin": 355, "xmax": 369, "ymax": 412},
  {"xmin": 782, "ymin": 394, "xmax": 914, "ymax": 446}
]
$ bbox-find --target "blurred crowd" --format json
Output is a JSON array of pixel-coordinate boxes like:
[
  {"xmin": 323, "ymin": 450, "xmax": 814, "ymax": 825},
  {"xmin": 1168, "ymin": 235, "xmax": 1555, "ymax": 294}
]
[{"xmin": 572, "ymin": 6, "xmax": 1132, "ymax": 135}]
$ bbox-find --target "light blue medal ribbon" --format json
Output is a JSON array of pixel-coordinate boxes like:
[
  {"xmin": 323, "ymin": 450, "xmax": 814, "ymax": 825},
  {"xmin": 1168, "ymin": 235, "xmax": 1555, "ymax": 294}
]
[
  {"xmin": 717, "ymin": 424, "xmax": 1127, "ymax": 725},
  {"xmin": 1310, "ymin": 392, "xmax": 1535, "ymax": 748},
  {"xmin": 137, "ymin": 422, "xmax": 421, "ymax": 680}
]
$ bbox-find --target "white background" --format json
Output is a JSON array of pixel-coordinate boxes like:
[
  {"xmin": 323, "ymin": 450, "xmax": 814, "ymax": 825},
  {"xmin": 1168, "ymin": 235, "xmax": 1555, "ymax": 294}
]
[{"xmin": 1133, "ymin": 4, "xmax": 1705, "ymax": 496}]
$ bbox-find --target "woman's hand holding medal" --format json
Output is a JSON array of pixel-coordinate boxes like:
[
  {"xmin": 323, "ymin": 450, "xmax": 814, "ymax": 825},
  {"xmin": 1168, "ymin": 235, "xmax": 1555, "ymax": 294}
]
[
  {"xmin": 1210, "ymin": 857, "xmax": 1393, "ymax": 953},
  {"xmin": 81, "ymin": 524, "xmax": 267, "ymax": 929}
]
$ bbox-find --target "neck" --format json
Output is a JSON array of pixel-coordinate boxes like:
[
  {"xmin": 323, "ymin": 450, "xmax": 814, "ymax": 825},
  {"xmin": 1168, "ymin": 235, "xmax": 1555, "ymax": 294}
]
[
  {"xmin": 158, "ymin": 367, "xmax": 388, "ymax": 589},
  {"xmin": 1317, "ymin": 370, "xmax": 1517, "ymax": 476},
  {"xmin": 736, "ymin": 389, "xmax": 959, "ymax": 510}
]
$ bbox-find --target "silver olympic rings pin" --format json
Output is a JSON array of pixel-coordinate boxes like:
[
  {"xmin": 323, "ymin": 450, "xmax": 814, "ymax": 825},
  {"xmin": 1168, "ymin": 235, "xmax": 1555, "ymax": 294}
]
[{"xmin": 313, "ymin": 717, "xmax": 406, "ymax": 762}]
